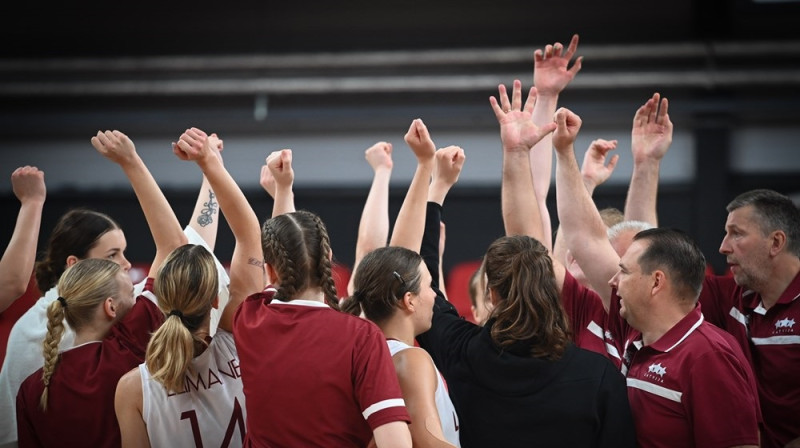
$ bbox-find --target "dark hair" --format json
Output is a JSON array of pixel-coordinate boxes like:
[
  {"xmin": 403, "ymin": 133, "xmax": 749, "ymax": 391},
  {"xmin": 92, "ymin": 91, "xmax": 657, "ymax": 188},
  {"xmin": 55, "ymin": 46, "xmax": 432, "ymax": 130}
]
[
  {"xmin": 484, "ymin": 235, "xmax": 571, "ymax": 360},
  {"xmin": 633, "ymin": 228, "xmax": 706, "ymax": 301},
  {"xmin": 35, "ymin": 209, "xmax": 120, "ymax": 292},
  {"xmin": 727, "ymin": 189, "xmax": 800, "ymax": 257},
  {"xmin": 341, "ymin": 246, "xmax": 422, "ymax": 323},
  {"xmin": 262, "ymin": 210, "xmax": 339, "ymax": 309}
]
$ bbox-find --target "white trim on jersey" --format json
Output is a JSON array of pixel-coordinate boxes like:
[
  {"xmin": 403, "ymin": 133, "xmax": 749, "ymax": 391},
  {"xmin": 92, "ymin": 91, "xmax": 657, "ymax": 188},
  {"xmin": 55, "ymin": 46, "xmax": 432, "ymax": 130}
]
[
  {"xmin": 627, "ymin": 378, "xmax": 683, "ymax": 403},
  {"xmin": 362, "ymin": 399, "xmax": 406, "ymax": 420},
  {"xmin": 751, "ymin": 335, "xmax": 800, "ymax": 345},
  {"xmin": 729, "ymin": 307, "xmax": 749, "ymax": 327}
]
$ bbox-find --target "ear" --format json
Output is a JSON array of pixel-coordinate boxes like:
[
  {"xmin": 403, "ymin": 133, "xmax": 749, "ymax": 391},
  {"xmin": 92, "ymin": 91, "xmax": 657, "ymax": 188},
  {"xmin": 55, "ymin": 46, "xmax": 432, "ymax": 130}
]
[
  {"xmin": 66, "ymin": 255, "xmax": 80, "ymax": 268},
  {"xmin": 651, "ymin": 270, "xmax": 666, "ymax": 297},
  {"xmin": 488, "ymin": 288, "xmax": 501, "ymax": 306},
  {"xmin": 769, "ymin": 230, "xmax": 787, "ymax": 257},
  {"xmin": 401, "ymin": 291, "xmax": 415, "ymax": 313},
  {"xmin": 103, "ymin": 297, "xmax": 117, "ymax": 320},
  {"xmin": 265, "ymin": 263, "xmax": 279, "ymax": 285},
  {"xmin": 212, "ymin": 295, "xmax": 220, "ymax": 310}
]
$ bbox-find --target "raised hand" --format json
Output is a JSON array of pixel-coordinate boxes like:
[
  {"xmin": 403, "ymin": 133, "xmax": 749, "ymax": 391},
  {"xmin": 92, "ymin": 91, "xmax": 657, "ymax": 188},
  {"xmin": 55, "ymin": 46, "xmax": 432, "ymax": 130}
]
[
  {"xmin": 432, "ymin": 145, "xmax": 466, "ymax": 189},
  {"xmin": 553, "ymin": 107, "xmax": 583, "ymax": 153},
  {"xmin": 365, "ymin": 141, "xmax": 393, "ymax": 173},
  {"xmin": 173, "ymin": 127, "xmax": 218, "ymax": 165},
  {"xmin": 489, "ymin": 80, "xmax": 557, "ymax": 153},
  {"xmin": 91, "ymin": 130, "xmax": 137, "ymax": 165},
  {"xmin": 631, "ymin": 93, "xmax": 673, "ymax": 164},
  {"xmin": 581, "ymin": 139, "xmax": 619, "ymax": 191},
  {"xmin": 208, "ymin": 132, "xmax": 224, "ymax": 164},
  {"xmin": 404, "ymin": 119, "xmax": 436, "ymax": 162},
  {"xmin": 533, "ymin": 34, "xmax": 583, "ymax": 96},
  {"xmin": 266, "ymin": 149, "xmax": 294, "ymax": 190},
  {"xmin": 259, "ymin": 163, "xmax": 276, "ymax": 199},
  {"xmin": 11, "ymin": 166, "xmax": 46, "ymax": 204}
]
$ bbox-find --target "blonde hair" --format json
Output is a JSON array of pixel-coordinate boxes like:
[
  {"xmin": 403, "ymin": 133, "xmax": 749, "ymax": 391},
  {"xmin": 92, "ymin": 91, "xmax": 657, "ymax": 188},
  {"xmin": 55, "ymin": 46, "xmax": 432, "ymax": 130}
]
[
  {"xmin": 40, "ymin": 258, "xmax": 121, "ymax": 410},
  {"xmin": 146, "ymin": 244, "xmax": 218, "ymax": 393}
]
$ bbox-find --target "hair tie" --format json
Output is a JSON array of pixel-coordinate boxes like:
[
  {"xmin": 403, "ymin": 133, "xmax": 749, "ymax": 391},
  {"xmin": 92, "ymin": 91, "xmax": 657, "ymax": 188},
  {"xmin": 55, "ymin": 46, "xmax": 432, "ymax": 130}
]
[
  {"xmin": 352, "ymin": 290, "xmax": 365, "ymax": 303},
  {"xmin": 57, "ymin": 296, "xmax": 68, "ymax": 308},
  {"xmin": 168, "ymin": 309, "xmax": 184, "ymax": 319}
]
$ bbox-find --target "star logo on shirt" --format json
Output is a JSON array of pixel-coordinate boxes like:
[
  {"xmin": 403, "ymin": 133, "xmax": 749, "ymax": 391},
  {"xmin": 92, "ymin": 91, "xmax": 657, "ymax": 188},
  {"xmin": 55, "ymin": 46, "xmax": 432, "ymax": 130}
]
[
  {"xmin": 604, "ymin": 330, "xmax": 614, "ymax": 341},
  {"xmin": 775, "ymin": 318, "xmax": 796, "ymax": 329},
  {"xmin": 648, "ymin": 363, "xmax": 667, "ymax": 377}
]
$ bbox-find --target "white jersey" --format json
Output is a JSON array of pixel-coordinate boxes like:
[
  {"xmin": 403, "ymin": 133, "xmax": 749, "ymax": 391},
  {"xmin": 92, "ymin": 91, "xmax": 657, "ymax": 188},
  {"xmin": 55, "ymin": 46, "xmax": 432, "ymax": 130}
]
[
  {"xmin": 141, "ymin": 330, "xmax": 246, "ymax": 448},
  {"xmin": 387, "ymin": 339, "xmax": 461, "ymax": 447}
]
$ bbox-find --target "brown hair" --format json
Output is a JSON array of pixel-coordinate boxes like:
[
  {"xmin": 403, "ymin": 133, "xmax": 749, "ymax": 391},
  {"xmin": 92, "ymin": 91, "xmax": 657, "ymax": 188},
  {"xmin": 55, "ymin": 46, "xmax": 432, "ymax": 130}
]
[
  {"xmin": 262, "ymin": 210, "xmax": 339, "ymax": 308},
  {"xmin": 484, "ymin": 235, "xmax": 571, "ymax": 360}
]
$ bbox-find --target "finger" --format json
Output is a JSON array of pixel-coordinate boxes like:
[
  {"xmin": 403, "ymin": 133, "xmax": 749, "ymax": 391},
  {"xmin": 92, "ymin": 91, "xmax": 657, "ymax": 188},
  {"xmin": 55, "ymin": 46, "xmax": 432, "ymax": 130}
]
[
  {"xmin": 564, "ymin": 34, "xmax": 579, "ymax": 61},
  {"xmin": 280, "ymin": 149, "xmax": 292, "ymax": 168},
  {"xmin": 489, "ymin": 95, "xmax": 505, "ymax": 120},
  {"xmin": 553, "ymin": 42, "xmax": 563, "ymax": 58},
  {"xmin": 606, "ymin": 154, "xmax": 620, "ymax": 172},
  {"xmin": 544, "ymin": 44, "xmax": 554, "ymax": 58},
  {"xmin": 657, "ymin": 97, "xmax": 669, "ymax": 124},
  {"xmin": 533, "ymin": 49, "xmax": 544, "ymax": 63},
  {"xmin": 498, "ymin": 84, "xmax": 511, "ymax": 113},
  {"xmin": 511, "ymin": 80, "xmax": 523, "ymax": 112},
  {"xmin": 540, "ymin": 121, "xmax": 558, "ymax": 137},
  {"xmin": 647, "ymin": 95, "xmax": 658, "ymax": 124},
  {"xmin": 568, "ymin": 56, "xmax": 583, "ymax": 76},
  {"xmin": 523, "ymin": 86, "xmax": 538, "ymax": 115}
]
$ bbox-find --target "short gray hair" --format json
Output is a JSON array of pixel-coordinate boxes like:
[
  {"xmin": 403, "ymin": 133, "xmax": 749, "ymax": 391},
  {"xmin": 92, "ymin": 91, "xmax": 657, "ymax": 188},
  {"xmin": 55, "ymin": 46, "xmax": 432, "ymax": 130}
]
[{"xmin": 607, "ymin": 220, "xmax": 654, "ymax": 242}]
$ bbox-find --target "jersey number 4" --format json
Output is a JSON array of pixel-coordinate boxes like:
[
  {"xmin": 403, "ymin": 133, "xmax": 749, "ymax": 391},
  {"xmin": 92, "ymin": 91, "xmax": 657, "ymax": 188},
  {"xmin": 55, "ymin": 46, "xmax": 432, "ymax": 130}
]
[{"xmin": 180, "ymin": 397, "xmax": 245, "ymax": 447}]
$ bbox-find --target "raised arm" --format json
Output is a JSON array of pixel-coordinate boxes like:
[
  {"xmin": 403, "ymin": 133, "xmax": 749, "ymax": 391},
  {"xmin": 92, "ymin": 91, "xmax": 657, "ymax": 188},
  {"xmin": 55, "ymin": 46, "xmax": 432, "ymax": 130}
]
[
  {"xmin": 91, "ymin": 130, "xmax": 187, "ymax": 278},
  {"xmin": 529, "ymin": 34, "xmax": 583, "ymax": 251},
  {"xmin": 553, "ymin": 109, "xmax": 620, "ymax": 307},
  {"xmin": 187, "ymin": 134, "xmax": 224, "ymax": 249},
  {"xmin": 490, "ymin": 80, "xmax": 556, "ymax": 241},
  {"xmin": 266, "ymin": 149, "xmax": 296, "ymax": 217},
  {"xmin": 0, "ymin": 166, "xmax": 46, "ymax": 312},
  {"xmin": 552, "ymin": 138, "xmax": 619, "ymax": 272},
  {"xmin": 624, "ymin": 93, "xmax": 672, "ymax": 226},
  {"xmin": 175, "ymin": 127, "xmax": 264, "ymax": 332},
  {"xmin": 388, "ymin": 119, "xmax": 436, "ymax": 250},
  {"xmin": 348, "ymin": 141, "xmax": 394, "ymax": 295},
  {"xmin": 428, "ymin": 146, "xmax": 466, "ymax": 296}
]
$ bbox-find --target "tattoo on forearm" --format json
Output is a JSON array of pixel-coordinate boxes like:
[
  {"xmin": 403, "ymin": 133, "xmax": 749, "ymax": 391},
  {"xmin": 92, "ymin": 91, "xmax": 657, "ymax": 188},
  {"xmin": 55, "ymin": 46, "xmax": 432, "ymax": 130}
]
[
  {"xmin": 248, "ymin": 257, "xmax": 264, "ymax": 268},
  {"xmin": 197, "ymin": 190, "xmax": 218, "ymax": 227}
]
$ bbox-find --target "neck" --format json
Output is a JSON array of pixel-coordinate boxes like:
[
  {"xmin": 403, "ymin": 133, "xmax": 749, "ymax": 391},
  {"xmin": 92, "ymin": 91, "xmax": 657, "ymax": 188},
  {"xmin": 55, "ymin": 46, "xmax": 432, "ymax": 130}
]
[
  {"xmin": 293, "ymin": 286, "xmax": 326, "ymax": 303},
  {"xmin": 378, "ymin": 315, "xmax": 416, "ymax": 347},
  {"xmin": 640, "ymin": 301, "xmax": 693, "ymax": 346},
  {"xmin": 73, "ymin": 324, "xmax": 112, "ymax": 346},
  {"xmin": 758, "ymin": 256, "xmax": 800, "ymax": 309}
]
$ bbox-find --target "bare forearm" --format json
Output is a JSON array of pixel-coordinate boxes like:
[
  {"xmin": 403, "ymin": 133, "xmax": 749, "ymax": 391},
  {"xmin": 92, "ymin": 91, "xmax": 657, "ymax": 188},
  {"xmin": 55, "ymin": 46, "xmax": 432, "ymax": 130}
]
[
  {"xmin": 356, "ymin": 168, "xmax": 391, "ymax": 259},
  {"xmin": 188, "ymin": 176, "xmax": 219, "ymax": 249},
  {"xmin": 624, "ymin": 159, "xmax": 660, "ymax": 226},
  {"xmin": 503, "ymin": 151, "xmax": 543, "ymax": 240},
  {"xmin": 272, "ymin": 185, "xmax": 295, "ymax": 218},
  {"xmin": 529, "ymin": 94, "xmax": 559, "ymax": 250},
  {"xmin": 119, "ymin": 156, "xmax": 186, "ymax": 254},
  {"xmin": 0, "ymin": 200, "xmax": 44, "ymax": 310},
  {"xmin": 389, "ymin": 160, "xmax": 434, "ymax": 250}
]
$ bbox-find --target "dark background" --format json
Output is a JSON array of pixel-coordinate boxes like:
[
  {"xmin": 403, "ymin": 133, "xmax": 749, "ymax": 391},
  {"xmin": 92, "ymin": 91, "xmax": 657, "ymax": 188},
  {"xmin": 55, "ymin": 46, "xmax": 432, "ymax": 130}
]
[{"xmin": 1, "ymin": 0, "xmax": 800, "ymax": 279}]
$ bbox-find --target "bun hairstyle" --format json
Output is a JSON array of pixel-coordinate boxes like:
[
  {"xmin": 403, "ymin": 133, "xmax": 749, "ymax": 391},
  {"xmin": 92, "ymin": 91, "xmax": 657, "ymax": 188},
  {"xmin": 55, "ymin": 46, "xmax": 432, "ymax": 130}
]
[
  {"xmin": 146, "ymin": 244, "xmax": 218, "ymax": 393},
  {"xmin": 261, "ymin": 210, "xmax": 339, "ymax": 309},
  {"xmin": 341, "ymin": 246, "xmax": 422, "ymax": 322},
  {"xmin": 35, "ymin": 209, "xmax": 120, "ymax": 292},
  {"xmin": 40, "ymin": 259, "xmax": 121, "ymax": 410}
]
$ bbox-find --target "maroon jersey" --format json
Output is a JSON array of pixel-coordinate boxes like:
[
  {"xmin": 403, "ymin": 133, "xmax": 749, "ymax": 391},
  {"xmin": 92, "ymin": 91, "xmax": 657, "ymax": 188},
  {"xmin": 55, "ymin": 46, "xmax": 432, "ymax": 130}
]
[
  {"xmin": 234, "ymin": 288, "xmax": 410, "ymax": 447},
  {"xmin": 16, "ymin": 280, "xmax": 163, "ymax": 448},
  {"xmin": 561, "ymin": 271, "xmax": 622, "ymax": 367},
  {"xmin": 700, "ymin": 272, "xmax": 800, "ymax": 448}
]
